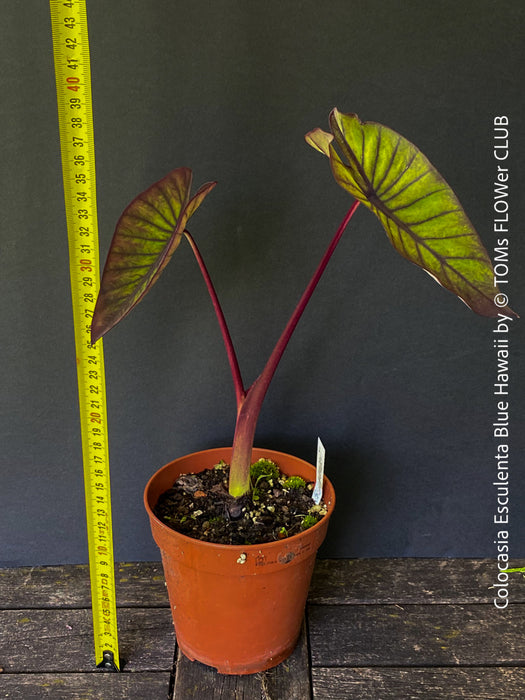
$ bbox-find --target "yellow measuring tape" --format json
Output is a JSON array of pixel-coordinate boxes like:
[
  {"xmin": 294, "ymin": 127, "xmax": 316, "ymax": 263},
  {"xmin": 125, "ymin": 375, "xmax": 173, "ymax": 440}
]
[{"xmin": 50, "ymin": 0, "xmax": 119, "ymax": 671}]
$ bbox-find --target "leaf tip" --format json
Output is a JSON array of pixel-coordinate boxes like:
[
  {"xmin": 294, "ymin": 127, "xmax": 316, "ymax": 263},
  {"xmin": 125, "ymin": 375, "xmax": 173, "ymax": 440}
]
[
  {"xmin": 329, "ymin": 107, "xmax": 360, "ymax": 130},
  {"xmin": 90, "ymin": 321, "xmax": 103, "ymax": 346},
  {"xmin": 495, "ymin": 302, "xmax": 519, "ymax": 319},
  {"xmin": 305, "ymin": 128, "xmax": 333, "ymax": 156}
]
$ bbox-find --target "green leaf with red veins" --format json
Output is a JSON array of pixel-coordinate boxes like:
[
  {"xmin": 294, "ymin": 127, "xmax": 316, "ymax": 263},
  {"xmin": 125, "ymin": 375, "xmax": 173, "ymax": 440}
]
[
  {"xmin": 306, "ymin": 110, "xmax": 517, "ymax": 318},
  {"xmin": 91, "ymin": 168, "xmax": 216, "ymax": 343}
]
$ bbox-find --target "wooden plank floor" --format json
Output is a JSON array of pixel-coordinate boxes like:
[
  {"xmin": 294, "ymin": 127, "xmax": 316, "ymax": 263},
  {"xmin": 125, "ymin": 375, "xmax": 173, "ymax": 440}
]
[{"xmin": 1, "ymin": 559, "xmax": 525, "ymax": 698}]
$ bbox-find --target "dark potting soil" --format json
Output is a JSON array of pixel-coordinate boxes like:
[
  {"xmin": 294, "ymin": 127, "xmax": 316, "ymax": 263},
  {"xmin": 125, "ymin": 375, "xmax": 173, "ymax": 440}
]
[{"xmin": 153, "ymin": 458, "xmax": 328, "ymax": 545}]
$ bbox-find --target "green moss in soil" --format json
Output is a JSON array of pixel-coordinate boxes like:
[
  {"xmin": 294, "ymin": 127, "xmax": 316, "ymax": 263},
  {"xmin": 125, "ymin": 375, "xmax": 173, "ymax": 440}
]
[{"xmin": 153, "ymin": 458, "xmax": 328, "ymax": 545}]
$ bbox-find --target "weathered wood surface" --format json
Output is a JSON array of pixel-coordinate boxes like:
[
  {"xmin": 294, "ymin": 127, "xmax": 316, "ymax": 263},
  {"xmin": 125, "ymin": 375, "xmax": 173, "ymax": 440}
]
[
  {"xmin": 308, "ymin": 602, "xmax": 525, "ymax": 666},
  {"xmin": 1, "ymin": 559, "xmax": 525, "ymax": 699},
  {"xmin": 311, "ymin": 667, "xmax": 525, "ymax": 699},
  {"xmin": 1, "ymin": 608, "xmax": 175, "ymax": 672},
  {"xmin": 173, "ymin": 622, "xmax": 311, "ymax": 699},
  {"xmin": 0, "ymin": 562, "xmax": 168, "ymax": 609},
  {"xmin": 0, "ymin": 563, "xmax": 173, "ymax": 698},
  {"xmin": 0, "ymin": 673, "xmax": 171, "ymax": 700},
  {"xmin": 306, "ymin": 558, "xmax": 525, "ymax": 700},
  {"xmin": 3, "ymin": 558, "xmax": 524, "ymax": 608},
  {"xmin": 310, "ymin": 557, "xmax": 525, "ymax": 604}
]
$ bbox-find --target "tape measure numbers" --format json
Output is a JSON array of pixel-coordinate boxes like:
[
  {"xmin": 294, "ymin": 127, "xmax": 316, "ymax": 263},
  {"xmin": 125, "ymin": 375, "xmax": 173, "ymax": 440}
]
[{"xmin": 50, "ymin": 0, "xmax": 119, "ymax": 671}]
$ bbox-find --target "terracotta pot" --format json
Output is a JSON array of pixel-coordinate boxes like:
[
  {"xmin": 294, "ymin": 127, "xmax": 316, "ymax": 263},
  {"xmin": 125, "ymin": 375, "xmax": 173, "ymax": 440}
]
[{"xmin": 144, "ymin": 446, "xmax": 335, "ymax": 675}]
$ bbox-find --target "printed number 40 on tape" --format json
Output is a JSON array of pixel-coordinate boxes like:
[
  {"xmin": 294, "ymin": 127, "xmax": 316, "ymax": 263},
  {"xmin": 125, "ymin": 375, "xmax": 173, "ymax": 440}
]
[{"xmin": 49, "ymin": 0, "xmax": 119, "ymax": 671}]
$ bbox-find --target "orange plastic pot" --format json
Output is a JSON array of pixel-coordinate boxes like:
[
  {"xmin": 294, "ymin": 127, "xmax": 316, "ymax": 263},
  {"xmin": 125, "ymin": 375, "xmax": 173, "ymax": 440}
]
[{"xmin": 144, "ymin": 446, "xmax": 335, "ymax": 675}]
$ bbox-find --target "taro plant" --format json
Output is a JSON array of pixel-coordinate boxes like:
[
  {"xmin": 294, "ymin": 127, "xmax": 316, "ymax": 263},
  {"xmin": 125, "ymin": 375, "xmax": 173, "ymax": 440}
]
[{"xmin": 91, "ymin": 109, "xmax": 515, "ymax": 499}]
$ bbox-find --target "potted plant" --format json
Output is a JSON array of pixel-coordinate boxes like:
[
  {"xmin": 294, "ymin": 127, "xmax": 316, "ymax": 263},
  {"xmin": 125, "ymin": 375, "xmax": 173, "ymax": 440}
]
[{"xmin": 91, "ymin": 109, "xmax": 515, "ymax": 674}]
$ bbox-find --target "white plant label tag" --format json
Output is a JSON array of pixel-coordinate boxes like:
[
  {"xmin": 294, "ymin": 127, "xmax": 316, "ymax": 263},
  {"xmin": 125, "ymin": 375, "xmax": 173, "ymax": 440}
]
[{"xmin": 313, "ymin": 437, "xmax": 325, "ymax": 505}]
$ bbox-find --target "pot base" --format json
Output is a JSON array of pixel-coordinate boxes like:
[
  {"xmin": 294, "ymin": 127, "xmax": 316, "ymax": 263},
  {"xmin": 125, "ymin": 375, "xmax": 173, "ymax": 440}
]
[{"xmin": 179, "ymin": 636, "xmax": 299, "ymax": 675}]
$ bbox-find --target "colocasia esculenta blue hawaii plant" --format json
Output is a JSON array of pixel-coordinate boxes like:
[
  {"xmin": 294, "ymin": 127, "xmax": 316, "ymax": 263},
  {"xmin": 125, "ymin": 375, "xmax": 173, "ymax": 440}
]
[{"xmin": 91, "ymin": 110, "xmax": 517, "ymax": 499}]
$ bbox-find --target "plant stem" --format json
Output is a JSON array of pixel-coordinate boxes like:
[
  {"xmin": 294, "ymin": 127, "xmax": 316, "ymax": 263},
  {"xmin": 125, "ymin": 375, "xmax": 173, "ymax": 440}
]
[
  {"xmin": 184, "ymin": 230, "xmax": 245, "ymax": 407},
  {"xmin": 228, "ymin": 199, "xmax": 361, "ymax": 496}
]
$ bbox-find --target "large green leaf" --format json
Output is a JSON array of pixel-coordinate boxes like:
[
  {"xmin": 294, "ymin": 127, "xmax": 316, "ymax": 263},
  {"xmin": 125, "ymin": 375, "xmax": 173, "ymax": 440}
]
[
  {"xmin": 306, "ymin": 109, "xmax": 515, "ymax": 318},
  {"xmin": 91, "ymin": 168, "xmax": 216, "ymax": 343}
]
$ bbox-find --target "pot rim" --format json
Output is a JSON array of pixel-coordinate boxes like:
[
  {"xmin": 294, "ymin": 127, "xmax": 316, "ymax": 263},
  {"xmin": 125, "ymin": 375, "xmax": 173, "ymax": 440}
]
[{"xmin": 143, "ymin": 446, "xmax": 336, "ymax": 554}]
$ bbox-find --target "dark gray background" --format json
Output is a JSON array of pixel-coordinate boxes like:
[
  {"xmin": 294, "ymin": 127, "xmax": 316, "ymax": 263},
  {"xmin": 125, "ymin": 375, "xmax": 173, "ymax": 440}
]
[{"xmin": 2, "ymin": 1, "xmax": 524, "ymax": 565}]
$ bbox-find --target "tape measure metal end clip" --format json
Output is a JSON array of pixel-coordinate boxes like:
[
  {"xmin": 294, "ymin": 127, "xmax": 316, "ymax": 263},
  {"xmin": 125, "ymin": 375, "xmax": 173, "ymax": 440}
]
[{"xmin": 97, "ymin": 650, "xmax": 120, "ymax": 672}]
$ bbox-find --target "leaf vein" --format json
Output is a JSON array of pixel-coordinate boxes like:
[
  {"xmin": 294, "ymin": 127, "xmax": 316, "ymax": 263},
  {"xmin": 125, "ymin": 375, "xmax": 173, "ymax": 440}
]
[
  {"xmin": 134, "ymin": 195, "xmax": 176, "ymax": 230},
  {"xmin": 102, "ymin": 274, "xmax": 149, "ymax": 293},
  {"xmin": 370, "ymin": 126, "xmax": 382, "ymax": 186},
  {"xmin": 158, "ymin": 181, "xmax": 184, "ymax": 226},
  {"xmin": 124, "ymin": 212, "xmax": 173, "ymax": 235},
  {"xmin": 118, "ymin": 232, "xmax": 172, "ymax": 244},
  {"xmin": 377, "ymin": 148, "xmax": 417, "ymax": 198},
  {"xmin": 380, "ymin": 167, "xmax": 432, "ymax": 203},
  {"xmin": 423, "ymin": 233, "xmax": 475, "ymax": 241},
  {"xmin": 388, "ymin": 187, "xmax": 449, "ymax": 213},
  {"xmin": 374, "ymin": 135, "xmax": 402, "ymax": 193},
  {"xmin": 108, "ymin": 263, "xmax": 156, "ymax": 272},
  {"xmin": 405, "ymin": 209, "xmax": 461, "ymax": 226}
]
